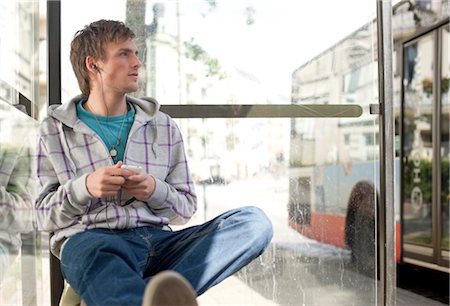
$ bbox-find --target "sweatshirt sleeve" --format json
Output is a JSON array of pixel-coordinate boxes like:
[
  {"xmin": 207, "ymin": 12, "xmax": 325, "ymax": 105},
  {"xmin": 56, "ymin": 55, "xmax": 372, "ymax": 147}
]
[
  {"xmin": 144, "ymin": 117, "xmax": 197, "ymax": 225},
  {"xmin": 34, "ymin": 132, "xmax": 92, "ymax": 232}
]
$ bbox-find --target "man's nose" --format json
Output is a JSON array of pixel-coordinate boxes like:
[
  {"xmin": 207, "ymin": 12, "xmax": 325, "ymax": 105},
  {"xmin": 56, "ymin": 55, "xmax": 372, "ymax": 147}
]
[{"xmin": 133, "ymin": 54, "xmax": 142, "ymax": 68}]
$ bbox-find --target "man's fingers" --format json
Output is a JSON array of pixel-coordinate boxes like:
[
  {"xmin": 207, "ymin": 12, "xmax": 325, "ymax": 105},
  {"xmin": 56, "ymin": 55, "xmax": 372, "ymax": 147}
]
[
  {"xmin": 124, "ymin": 172, "xmax": 147, "ymax": 181},
  {"xmin": 106, "ymin": 175, "xmax": 126, "ymax": 185}
]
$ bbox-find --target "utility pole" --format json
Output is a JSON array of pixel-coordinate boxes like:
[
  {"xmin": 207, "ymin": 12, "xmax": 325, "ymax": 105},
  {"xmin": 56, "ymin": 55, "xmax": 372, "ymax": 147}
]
[{"xmin": 126, "ymin": 0, "xmax": 147, "ymax": 97}]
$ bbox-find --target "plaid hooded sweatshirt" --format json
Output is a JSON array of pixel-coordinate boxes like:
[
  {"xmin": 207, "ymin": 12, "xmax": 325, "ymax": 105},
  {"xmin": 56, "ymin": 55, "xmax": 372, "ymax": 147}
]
[{"xmin": 35, "ymin": 95, "xmax": 197, "ymax": 257}]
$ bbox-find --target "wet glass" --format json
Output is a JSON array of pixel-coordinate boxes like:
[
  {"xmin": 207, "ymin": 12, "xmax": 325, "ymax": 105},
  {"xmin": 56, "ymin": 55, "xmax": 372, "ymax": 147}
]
[
  {"xmin": 402, "ymin": 33, "xmax": 434, "ymax": 251},
  {"xmin": 0, "ymin": 1, "xmax": 47, "ymax": 305},
  {"xmin": 0, "ymin": 1, "xmax": 44, "ymax": 119},
  {"xmin": 60, "ymin": 1, "xmax": 379, "ymax": 305},
  {"xmin": 0, "ymin": 101, "xmax": 38, "ymax": 305}
]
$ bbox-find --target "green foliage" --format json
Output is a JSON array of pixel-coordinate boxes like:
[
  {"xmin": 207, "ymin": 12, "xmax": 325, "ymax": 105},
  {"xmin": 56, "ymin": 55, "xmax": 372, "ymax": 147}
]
[
  {"xmin": 205, "ymin": 0, "xmax": 217, "ymax": 11},
  {"xmin": 442, "ymin": 159, "xmax": 450, "ymax": 202},
  {"xmin": 185, "ymin": 41, "xmax": 206, "ymax": 61},
  {"xmin": 422, "ymin": 78, "xmax": 433, "ymax": 96},
  {"xmin": 205, "ymin": 58, "xmax": 221, "ymax": 77},
  {"xmin": 420, "ymin": 77, "xmax": 450, "ymax": 95},
  {"xmin": 404, "ymin": 158, "xmax": 450, "ymax": 210},
  {"xmin": 184, "ymin": 40, "xmax": 226, "ymax": 79},
  {"xmin": 403, "ymin": 158, "xmax": 433, "ymax": 203},
  {"xmin": 245, "ymin": 6, "xmax": 255, "ymax": 25},
  {"xmin": 442, "ymin": 235, "xmax": 449, "ymax": 249},
  {"xmin": 442, "ymin": 77, "xmax": 449, "ymax": 93},
  {"xmin": 408, "ymin": 233, "xmax": 433, "ymax": 245}
]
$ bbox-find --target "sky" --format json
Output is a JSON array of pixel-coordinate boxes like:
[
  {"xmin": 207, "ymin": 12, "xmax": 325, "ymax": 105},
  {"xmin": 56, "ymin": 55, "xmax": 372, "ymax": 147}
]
[
  {"xmin": 177, "ymin": 0, "xmax": 376, "ymax": 98},
  {"xmin": 60, "ymin": 0, "xmax": 376, "ymax": 100}
]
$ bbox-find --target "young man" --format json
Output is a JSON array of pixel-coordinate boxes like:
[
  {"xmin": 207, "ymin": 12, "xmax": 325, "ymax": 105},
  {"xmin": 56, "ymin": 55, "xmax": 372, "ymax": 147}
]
[{"xmin": 35, "ymin": 19, "xmax": 273, "ymax": 306}]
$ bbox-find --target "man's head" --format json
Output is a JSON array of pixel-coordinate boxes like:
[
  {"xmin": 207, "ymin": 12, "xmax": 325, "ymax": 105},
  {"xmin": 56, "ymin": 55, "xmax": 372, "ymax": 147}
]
[{"xmin": 70, "ymin": 19, "xmax": 136, "ymax": 97}]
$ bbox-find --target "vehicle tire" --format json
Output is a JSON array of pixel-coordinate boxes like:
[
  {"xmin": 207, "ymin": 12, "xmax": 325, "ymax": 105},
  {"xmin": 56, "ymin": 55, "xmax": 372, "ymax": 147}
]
[
  {"xmin": 353, "ymin": 208, "xmax": 376, "ymax": 278},
  {"xmin": 346, "ymin": 182, "xmax": 377, "ymax": 278}
]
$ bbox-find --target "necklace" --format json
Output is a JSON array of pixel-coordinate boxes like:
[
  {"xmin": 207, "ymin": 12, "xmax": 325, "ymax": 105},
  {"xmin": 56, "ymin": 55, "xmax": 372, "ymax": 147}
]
[{"xmin": 85, "ymin": 103, "xmax": 128, "ymax": 160}]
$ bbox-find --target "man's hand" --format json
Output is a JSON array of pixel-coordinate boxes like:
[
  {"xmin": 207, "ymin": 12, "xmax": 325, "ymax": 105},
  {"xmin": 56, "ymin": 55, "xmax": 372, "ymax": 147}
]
[
  {"xmin": 121, "ymin": 169, "xmax": 156, "ymax": 201},
  {"xmin": 86, "ymin": 162, "xmax": 134, "ymax": 198}
]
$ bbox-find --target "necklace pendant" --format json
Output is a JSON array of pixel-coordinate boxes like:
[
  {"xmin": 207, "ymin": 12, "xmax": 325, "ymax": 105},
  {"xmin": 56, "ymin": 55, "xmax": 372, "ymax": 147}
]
[{"xmin": 110, "ymin": 148, "xmax": 118, "ymax": 158}]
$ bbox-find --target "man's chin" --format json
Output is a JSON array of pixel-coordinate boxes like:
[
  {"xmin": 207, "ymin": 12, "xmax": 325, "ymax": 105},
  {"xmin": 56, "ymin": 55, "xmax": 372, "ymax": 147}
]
[{"xmin": 126, "ymin": 86, "xmax": 139, "ymax": 94}]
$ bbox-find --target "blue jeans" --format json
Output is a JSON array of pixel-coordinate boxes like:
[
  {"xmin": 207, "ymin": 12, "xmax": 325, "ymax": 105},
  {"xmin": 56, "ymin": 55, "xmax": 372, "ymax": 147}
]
[{"xmin": 60, "ymin": 206, "xmax": 273, "ymax": 306}]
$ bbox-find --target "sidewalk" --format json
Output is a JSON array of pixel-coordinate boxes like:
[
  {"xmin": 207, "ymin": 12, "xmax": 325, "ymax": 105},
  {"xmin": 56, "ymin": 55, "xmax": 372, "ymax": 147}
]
[
  {"xmin": 198, "ymin": 276, "xmax": 279, "ymax": 306},
  {"xmin": 198, "ymin": 274, "xmax": 446, "ymax": 306}
]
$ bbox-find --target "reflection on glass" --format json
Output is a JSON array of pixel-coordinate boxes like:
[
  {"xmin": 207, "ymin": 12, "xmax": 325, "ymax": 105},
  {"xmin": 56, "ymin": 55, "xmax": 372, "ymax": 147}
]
[
  {"xmin": 403, "ymin": 34, "xmax": 434, "ymax": 249},
  {"xmin": 0, "ymin": 1, "xmax": 42, "ymax": 116},
  {"xmin": 288, "ymin": 17, "xmax": 378, "ymax": 304},
  {"xmin": 61, "ymin": 0, "xmax": 376, "ymax": 106},
  {"xmin": 441, "ymin": 25, "xmax": 449, "ymax": 255},
  {"xmin": 0, "ymin": 0, "xmax": 47, "ymax": 304},
  {"xmin": 179, "ymin": 117, "xmax": 378, "ymax": 305},
  {"xmin": 0, "ymin": 100, "xmax": 37, "ymax": 304},
  {"xmin": 60, "ymin": 1, "xmax": 380, "ymax": 305}
]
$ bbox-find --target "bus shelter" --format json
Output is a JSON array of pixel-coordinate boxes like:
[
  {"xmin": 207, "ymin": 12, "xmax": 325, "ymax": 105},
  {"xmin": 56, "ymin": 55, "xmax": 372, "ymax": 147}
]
[{"xmin": 0, "ymin": 1, "xmax": 448, "ymax": 305}]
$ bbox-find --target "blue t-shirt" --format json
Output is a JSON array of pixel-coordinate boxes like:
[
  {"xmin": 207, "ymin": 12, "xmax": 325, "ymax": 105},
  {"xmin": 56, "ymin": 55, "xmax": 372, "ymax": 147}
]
[{"xmin": 76, "ymin": 100, "xmax": 135, "ymax": 163}]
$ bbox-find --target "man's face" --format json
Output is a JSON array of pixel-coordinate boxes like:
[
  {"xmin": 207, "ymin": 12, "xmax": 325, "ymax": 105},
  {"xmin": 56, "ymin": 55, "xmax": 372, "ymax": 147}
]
[{"xmin": 97, "ymin": 38, "xmax": 142, "ymax": 94}]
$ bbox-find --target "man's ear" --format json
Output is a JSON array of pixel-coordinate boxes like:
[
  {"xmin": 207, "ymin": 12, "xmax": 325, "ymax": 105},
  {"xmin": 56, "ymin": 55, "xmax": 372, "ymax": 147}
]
[{"xmin": 86, "ymin": 56, "xmax": 97, "ymax": 73}]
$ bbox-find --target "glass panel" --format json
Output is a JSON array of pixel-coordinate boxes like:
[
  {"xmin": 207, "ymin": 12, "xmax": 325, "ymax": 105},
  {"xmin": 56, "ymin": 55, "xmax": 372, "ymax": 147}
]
[
  {"xmin": 402, "ymin": 34, "xmax": 434, "ymax": 250},
  {"xmin": 441, "ymin": 24, "xmax": 449, "ymax": 258},
  {"xmin": 0, "ymin": 1, "xmax": 48, "ymax": 305},
  {"xmin": 0, "ymin": 0, "xmax": 44, "ymax": 118},
  {"xmin": 176, "ymin": 115, "xmax": 379, "ymax": 305},
  {"xmin": 0, "ymin": 102, "xmax": 40, "ymax": 304},
  {"xmin": 289, "ymin": 20, "xmax": 378, "ymax": 304},
  {"xmin": 60, "ymin": 1, "xmax": 379, "ymax": 305},
  {"xmin": 61, "ymin": 0, "xmax": 375, "ymax": 106}
]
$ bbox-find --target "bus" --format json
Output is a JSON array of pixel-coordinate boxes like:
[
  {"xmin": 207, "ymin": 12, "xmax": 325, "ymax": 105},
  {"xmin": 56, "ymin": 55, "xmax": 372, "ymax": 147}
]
[{"xmin": 288, "ymin": 0, "xmax": 449, "ymax": 276}]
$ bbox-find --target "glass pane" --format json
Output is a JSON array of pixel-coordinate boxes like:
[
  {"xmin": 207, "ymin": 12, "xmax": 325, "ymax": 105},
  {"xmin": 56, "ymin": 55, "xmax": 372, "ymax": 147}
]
[
  {"xmin": 0, "ymin": 1, "xmax": 48, "ymax": 305},
  {"xmin": 60, "ymin": 1, "xmax": 378, "ymax": 305},
  {"xmin": 402, "ymin": 34, "xmax": 434, "ymax": 250},
  {"xmin": 61, "ymin": 0, "xmax": 375, "ymax": 106},
  {"xmin": 289, "ymin": 20, "xmax": 378, "ymax": 304},
  {"xmin": 0, "ymin": 1, "xmax": 44, "ymax": 118},
  {"xmin": 441, "ymin": 24, "xmax": 449, "ymax": 258},
  {"xmin": 0, "ymin": 102, "xmax": 39, "ymax": 304}
]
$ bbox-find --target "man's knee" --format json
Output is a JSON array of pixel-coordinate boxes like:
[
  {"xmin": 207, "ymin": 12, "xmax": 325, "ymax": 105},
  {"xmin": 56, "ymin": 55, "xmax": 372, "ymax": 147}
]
[{"xmin": 238, "ymin": 206, "xmax": 273, "ymax": 248}]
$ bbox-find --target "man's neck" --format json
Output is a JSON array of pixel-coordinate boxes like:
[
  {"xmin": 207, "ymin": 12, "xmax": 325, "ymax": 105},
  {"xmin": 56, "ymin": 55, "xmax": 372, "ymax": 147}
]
[{"xmin": 85, "ymin": 91, "xmax": 128, "ymax": 116}]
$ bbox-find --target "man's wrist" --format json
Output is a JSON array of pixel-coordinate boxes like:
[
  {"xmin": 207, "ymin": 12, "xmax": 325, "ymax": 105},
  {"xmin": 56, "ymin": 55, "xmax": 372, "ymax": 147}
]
[
  {"xmin": 70, "ymin": 173, "xmax": 93, "ymax": 205},
  {"xmin": 147, "ymin": 175, "xmax": 156, "ymax": 199}
]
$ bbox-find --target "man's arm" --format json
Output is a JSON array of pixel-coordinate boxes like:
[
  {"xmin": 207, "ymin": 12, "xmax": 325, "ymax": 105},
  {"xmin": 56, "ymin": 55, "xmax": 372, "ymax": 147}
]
[
  {"xmin": 34, "ymin": 136, "xmax": 90, "ymax": 232},
  {"xmin": 135, "ymin": 117, "xmax": 197, "ymax": 225}
]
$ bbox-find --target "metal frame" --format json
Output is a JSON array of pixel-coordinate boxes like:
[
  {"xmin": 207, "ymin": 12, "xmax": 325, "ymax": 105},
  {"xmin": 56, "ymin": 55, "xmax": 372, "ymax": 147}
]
[
  {"xmin": 436, "ymin": 23, "xmax": 449, "ymax": 270},
  {"xmin": 47, "ymin": 2, "xmax": 64, "ymax": 305},
  {"xmin": 47, "ymin": 0, "xmax": 61, "ymax": 106},
  {"xmin": 159, "ymin": 104, "xmax": 362, "ymax": 118},
  {"xmin": 376, "ymin": 1, "xmax": 396, "ymax": 305},
  {"xmin": 399, "ymin": 19, "xmax": 450, "ymax": 272}
]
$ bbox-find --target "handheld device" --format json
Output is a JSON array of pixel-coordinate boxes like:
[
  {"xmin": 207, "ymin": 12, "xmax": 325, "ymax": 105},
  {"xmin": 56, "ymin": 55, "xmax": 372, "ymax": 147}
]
[{"xmin": 121, "ymin": 165, "xmax": 143, "ymax": 174}]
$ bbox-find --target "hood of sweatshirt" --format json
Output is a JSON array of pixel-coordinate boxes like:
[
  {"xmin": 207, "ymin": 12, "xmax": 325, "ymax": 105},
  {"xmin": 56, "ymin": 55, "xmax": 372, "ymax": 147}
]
[{"xmin": 47, "ymin": 94, "xmax": 160, "ymax": 128}]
